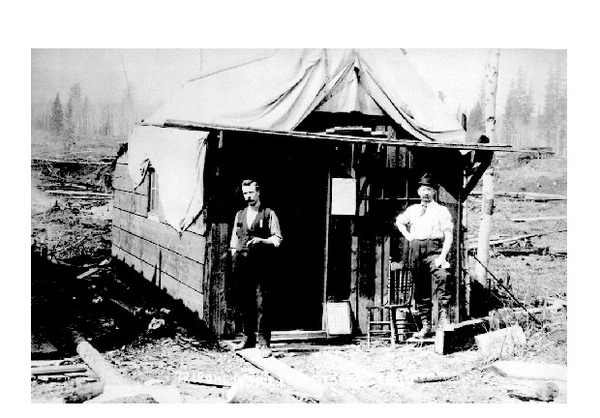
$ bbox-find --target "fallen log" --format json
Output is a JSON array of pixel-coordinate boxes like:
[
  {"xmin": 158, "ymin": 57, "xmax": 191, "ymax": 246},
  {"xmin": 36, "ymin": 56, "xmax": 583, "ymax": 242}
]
[
  {"xmin": 470, "ymin": 191, "xmax": 567, "ymax": 200},
  {"xmin": 31, "ymin": 359, "xmax": 64, "ymax": 368},
  {"xmin": 490, "ymin": 360, "xmax": 567, "ymax": 381},
  {"xmin": 467, "ymin": 229, "xmax": 567, "ymax": 250},
  {"xmin": 72, "ymin": 331, "xmax": 183, "ymax": 403},
  {"xmin": 31, "ymin": 364, "xmax": 88, "ymax": 376},
  {"xmin": 504, "ymin": 380, "xmax": 560, "ymax": 402},
  {"xmin": 46, "ymin": 183, "xmax": 90, "ymax": 191},
  {"xmin": 414, "ymin": 374, "xmax": 460, "ymax": 383},
  {"xmin": 494, "ymin": 247, "xmax": 548, "ymax": 256},
  {"xmin": 46, "ymin": 190, "xmax": 111, "ymax": 198},
  {"xmin": 32, "ymin": 157, "xmax": 110, "ymax": 166},
  {"xmin": 76, "ymin": 267, "xmax": 100, "ymax": 280},
  {"xmin": 180, "ymin": 376, "xmax": 231, "ymax": 388},
  {"xmin": 37, "ymin": 375, "xmax": 70, "ymax": 383},
  {"xmin": 108, "ymin": 298, "xmax": 140, "ymax": 317},
  {"xmin": 64, "ymin": 382, "xmax": 105, "ymax": 403},
  {"xmin": 73, "ymin": 335, "xmax": 128, "ymax": 385},
  {"xmin": 512, "ymin": 216, "xmax": 567, "ymax": 222},
  {"xmin": 64, "ymin": 372, "xmax": 94, "ymax": 378}
]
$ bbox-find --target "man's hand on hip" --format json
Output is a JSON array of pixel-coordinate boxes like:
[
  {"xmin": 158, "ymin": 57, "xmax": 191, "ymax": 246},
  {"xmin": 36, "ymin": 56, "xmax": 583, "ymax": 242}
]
[{"xmin": 434, "ymin": 256, "xmax": 450, "ymax": 269}]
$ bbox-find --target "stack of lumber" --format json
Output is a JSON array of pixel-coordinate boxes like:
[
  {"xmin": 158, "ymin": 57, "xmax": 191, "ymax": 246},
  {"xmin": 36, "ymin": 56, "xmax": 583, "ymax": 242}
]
[{"xmin": 31, "ymin": 360, "xmax": 93, "ymax": 383}]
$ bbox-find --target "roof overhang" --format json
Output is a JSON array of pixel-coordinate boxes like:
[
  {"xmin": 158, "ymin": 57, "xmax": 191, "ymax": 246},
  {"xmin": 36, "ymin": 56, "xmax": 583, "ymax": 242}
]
[{"xmin": 158, "ymin": 119, "xmax": 515, "ymax": 153}]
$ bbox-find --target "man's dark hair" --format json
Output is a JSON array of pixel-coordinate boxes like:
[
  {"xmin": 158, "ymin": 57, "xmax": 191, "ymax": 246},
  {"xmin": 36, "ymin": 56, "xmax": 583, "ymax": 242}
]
[{"xmin": 241, "ymin": 179, "xmax": 259, "ymax": 191}]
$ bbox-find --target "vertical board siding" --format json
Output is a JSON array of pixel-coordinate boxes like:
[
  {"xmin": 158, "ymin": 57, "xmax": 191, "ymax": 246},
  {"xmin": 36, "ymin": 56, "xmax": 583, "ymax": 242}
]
[
  {"xmin": 374, "ymin": 236, "xmax": 383, "ymax": 307},
  {"xmin": 438, "ymin": 185, "xmax": 461, "ymax": 323},
  {"xmin": 204, "ymin": 223, "xmax": 233, "ymax": 337}
]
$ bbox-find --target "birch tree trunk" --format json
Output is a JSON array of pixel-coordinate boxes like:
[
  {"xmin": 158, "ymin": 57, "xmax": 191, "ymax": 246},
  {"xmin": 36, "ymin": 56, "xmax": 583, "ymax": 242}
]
[{"xmin": 475, "ymin": 49, "xmax": 501, "ymax": 286}]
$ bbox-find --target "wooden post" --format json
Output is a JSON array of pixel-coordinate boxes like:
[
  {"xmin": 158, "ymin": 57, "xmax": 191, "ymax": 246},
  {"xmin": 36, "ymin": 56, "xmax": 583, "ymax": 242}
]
[
  {"xmin": 375, "ymin": 236, "xmax": 383, "ymax": 306},
  {"xmin": 350, "ymin": 232, "xmax": 359, "ymax": 333},
  {"xmin": 455, "ymin": 190, "xmax": 462, "ymax": 322},
  {"xmin": 475, "ymin": 49, "xmax": 500, "ymax": 287},
  {"xmin": 322, "ymin": 170, "xmax": 331, "ymax": 331},
  {"xmin": 349, "ymin": 146, "xmax": 359, "ymax": 332},
  {"xmin": 462, "ymin": 202, "xmax": 470, "ymax": 318}
]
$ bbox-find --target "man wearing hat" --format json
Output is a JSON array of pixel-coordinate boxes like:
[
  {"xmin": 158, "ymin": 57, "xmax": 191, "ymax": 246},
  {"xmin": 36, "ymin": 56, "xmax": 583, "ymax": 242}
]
[{"xmin": 395, "ymin": 174, "xmax": 453, "ymax": 338}]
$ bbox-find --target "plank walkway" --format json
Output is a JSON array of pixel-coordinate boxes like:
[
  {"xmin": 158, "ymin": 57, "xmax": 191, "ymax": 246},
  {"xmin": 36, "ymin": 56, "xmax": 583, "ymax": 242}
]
[{"xmin": 223, "ymin": 341, "xmax": 360, "ymax": 403}]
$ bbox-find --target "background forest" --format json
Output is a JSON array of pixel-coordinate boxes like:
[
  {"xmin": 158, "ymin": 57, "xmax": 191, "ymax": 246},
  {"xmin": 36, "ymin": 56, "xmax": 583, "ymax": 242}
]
[{"xmin": 31, "ymin": 51, "xmax": 567, "ymax": 156}]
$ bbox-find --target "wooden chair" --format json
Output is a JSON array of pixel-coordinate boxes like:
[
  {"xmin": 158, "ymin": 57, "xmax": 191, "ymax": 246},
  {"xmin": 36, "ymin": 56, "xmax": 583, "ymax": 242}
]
[{"xmin": 367, "ymin": 258, "xmax": 416, "ymax": 348}]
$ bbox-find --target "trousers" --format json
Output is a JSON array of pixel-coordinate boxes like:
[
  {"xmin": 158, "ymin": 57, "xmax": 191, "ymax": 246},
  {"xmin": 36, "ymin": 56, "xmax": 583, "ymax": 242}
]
[
  {"xmin": 408, "ymin": 239, "xmax": 451, "ymax": 315},
  {"xmin": 232, "ymin": 249, "xmax": 272, "ymax": 346}
]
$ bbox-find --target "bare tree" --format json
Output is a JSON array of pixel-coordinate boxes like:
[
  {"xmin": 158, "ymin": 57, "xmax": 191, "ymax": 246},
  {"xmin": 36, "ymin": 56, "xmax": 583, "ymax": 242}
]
[{"xmin": 475, "ymin": 49, "xmax": 500, "ymax": 288}]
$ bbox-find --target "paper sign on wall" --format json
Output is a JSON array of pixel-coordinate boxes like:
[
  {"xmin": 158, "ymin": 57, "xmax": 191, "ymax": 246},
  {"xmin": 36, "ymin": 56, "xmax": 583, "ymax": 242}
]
[{"xmin": 331, "ymin": 178, "xmax": 356, "ymax": 215}]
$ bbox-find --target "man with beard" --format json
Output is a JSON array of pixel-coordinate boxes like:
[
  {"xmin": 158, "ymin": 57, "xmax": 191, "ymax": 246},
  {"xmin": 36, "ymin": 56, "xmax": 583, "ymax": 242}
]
[
  {"xmin": 230, "ymin": 179, "xmax": 282, "ymax": 357},
  {"xmin": 395, "ymin": 174, "xmax": 453, "ymax": 338}
]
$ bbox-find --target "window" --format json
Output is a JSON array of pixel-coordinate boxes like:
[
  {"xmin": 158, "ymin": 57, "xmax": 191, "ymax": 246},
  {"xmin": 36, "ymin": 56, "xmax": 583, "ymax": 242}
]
[{"xmin": 148, "ymin": 167, "xmax": 159, "ymax": 216}]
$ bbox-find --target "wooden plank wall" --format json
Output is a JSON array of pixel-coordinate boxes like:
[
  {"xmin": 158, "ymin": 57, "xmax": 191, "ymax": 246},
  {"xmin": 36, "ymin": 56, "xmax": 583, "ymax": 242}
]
[
  {"xmin": 351, "ymin": 224, "xmax": 391, "ymax": 334},
  {"xmin": 346, "ymin": 145, "xmax": 466, "ymax": 334},
  {"xmin": 438, "ymin": 185, "xmax": 461, "ymax": 323},
  {"xmin": 203, "ymin": 222, "xmax": 233, "ymax": 337},
  {"xmin": 111, "ymin": 157, "xmax": 207, "ymax": 320}
]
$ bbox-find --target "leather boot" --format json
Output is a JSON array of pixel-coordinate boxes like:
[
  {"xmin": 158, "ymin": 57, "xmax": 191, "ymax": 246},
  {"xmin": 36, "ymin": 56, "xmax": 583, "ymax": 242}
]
[
  {"xmin": 258, "ymin": 344, "xmax": 272, "ymax": 358},
  {"xmin": 232, "ymin": 336, "xmax": 255, "ymax": 350},
  {"xmin": 437, "ymin": 306, "xmax": 454, "ymax": 331}
]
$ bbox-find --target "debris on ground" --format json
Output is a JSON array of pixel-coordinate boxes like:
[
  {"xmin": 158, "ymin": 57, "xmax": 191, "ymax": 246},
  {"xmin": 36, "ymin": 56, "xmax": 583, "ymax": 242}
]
[
  {"xmin": 504, "ymin": 380, "xmax": 561, "ymax": 402},
  {"xmin": 31, "ymin": 151, "xmax": 567, "ymax": 403},
  {"xmin": 474, "ymin": 325, "xmax": 527, "ymax": 358}
]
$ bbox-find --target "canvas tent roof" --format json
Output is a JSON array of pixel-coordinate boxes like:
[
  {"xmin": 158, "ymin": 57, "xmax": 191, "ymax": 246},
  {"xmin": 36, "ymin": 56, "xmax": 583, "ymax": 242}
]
[
  {"xmin": 145, "ymin": 49, "xmax": 466, "ymax": 143},
  {"xmin": 129, "ymin": 49, "xmax": 472, "ymax": 233}
]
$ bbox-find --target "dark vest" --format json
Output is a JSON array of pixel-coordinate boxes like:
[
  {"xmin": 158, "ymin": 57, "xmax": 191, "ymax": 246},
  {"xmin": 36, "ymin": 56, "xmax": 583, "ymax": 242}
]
[{"xmin": 235, "ymin": 206, "xmax": 273, "ymax": 252}]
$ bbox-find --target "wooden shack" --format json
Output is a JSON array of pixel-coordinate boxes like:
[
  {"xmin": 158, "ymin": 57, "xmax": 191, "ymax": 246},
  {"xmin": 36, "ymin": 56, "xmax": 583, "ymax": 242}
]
[{"xmin": 111, "ymin": 49, "xmax": 509, "ymax": 338}]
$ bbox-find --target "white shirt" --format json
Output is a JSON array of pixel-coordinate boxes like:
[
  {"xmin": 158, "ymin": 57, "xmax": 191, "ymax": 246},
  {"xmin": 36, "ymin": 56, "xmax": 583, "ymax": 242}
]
[{"xmin": 395, "ymin": 201, "xmax": 453, "ymax": 240}]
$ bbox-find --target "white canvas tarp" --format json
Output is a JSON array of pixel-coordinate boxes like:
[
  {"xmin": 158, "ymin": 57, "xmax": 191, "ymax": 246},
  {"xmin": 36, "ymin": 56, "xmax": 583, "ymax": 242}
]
[
  {"xmin": 127, "ymin": 125, "xmax": 208, "ymax": 233},
  {"xmin": 146, "ymin": 49, "xmax": 466, "ymax": 143},
  {"xmin": 130, "ymin": 49, "xmax": 466, "ymax": 233}
]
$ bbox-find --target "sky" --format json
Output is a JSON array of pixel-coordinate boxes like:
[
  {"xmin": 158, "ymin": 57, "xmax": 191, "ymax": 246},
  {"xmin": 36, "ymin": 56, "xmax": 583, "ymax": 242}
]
[
  {"xmin": 31, "ymin": 48, "xmax": 565, "ymax": 119},
  {"xmin": 405, "ymin": 48, "xmax": 563, "ymax": 114}
]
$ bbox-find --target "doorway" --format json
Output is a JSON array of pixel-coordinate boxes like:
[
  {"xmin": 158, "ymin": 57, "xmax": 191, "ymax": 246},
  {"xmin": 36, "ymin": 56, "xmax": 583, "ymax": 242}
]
[{"xmin": 222, "ymin": 134, "xmax": 329, "ymax": 331}]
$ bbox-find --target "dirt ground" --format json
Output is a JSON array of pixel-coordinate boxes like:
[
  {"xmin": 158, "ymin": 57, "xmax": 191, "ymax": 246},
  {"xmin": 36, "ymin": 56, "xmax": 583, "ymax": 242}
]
[{"xmin": 30, "ymin": 140, "xmax": 567, "ymax": 404}]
